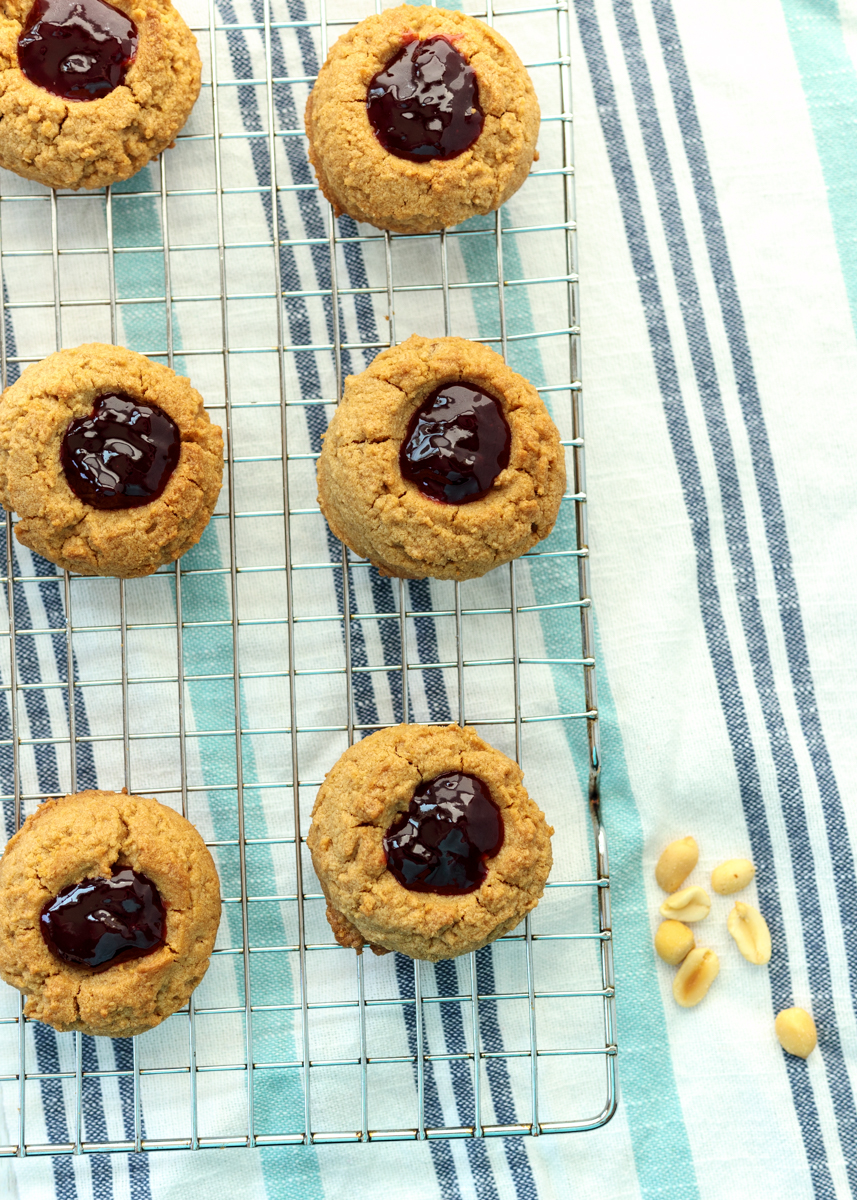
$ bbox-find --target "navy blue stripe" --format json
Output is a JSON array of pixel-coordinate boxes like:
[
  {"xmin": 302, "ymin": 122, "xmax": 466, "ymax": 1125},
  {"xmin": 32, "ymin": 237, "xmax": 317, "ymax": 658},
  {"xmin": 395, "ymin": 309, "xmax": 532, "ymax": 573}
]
[
  {"xmin": 407, "ymin": 581, "xmax": 538, "ymax": 1197},
  {"xmin": 29, "ymin": 557, "xmax": 98, "ymax": 797},
  {"xmin": 572, "ymin": 1, "xmax": 836, "ymax": 1192},
  {"xmin": 219, "ymin": 8, "xmax": 539, "ymax": 1186},
  {"xmin": 0, "ymin": 531, "xmax": 78, "ymax": 1195},
  {"xmin": 1, "ymin": 298, "xmax": 152, "ymax": 1188},
  {"xmin": 360, "ymin": 572, "xmax": 524, "ymax": 1187},
  {"xmin": 435, "ymin": 961, "xmax": 500, "ymax": 1200},
  {"xmin": 30, "ymin": 1026, "xmax": 78, "ymax": 1199},
  {"xmin": 1, "ymin": 555, "xmax": 152, "ymax": 1193},
  {"xmin": 651, "ymin": 0, "xmax": 857, "ymax": 1056},
  {"xmin": 0, "ymin": 294, "xmax": 80, "ymax": 1192},
  {"xmin": 609, "ymin": 0, "xmax": 857, "ymax": 1182},
  {"xmin": 270, "ymin": 11, "xmax": 539, "ymax": 1178},
  {"xmin": 265, "ymin": 13, "xmax": 540, "ymax": 1173},
  {"xmin": 267, "ymin": 4, "xmax": 378, "ymax": 369},
  {"xmin": 394, "ymin": 954, "xmax": 464, "ymax": 1200},
  {"xmin": 272, "ymin": 14, "xmax": 532, "ymax": 1176},
  {"xmin": 80, "ymin": 1039, "xmax": 112, "ymax": 1200},
  {"xmin": 111, "ymin": 1038, "xmax": 151, "ymax": 1197},
  {"xmin": 28, "ymin": 555, "xmax": 152, "ymax": 1188},
  {"xmin": 213, "ymin": 8, "xmax": 470, "ymax": 1185}
]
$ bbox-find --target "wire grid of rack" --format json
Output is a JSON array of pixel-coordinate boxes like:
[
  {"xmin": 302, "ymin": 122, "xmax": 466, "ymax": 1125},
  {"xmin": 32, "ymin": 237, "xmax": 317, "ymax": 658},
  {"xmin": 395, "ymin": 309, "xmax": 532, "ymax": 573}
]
[{"xmin": 0, "ymin": 0, "xmax": 615, "ymax": 1155}]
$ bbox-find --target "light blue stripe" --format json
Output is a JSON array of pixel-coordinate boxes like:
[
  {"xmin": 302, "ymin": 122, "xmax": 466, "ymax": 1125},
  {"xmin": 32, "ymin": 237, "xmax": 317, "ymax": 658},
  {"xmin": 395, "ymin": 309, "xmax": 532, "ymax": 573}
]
[
  {"xmin": 778, "ymin": 0, "xmax": 857, "ymax": 338},
  {"xmin": 111, "ymin": 171, "xmax": 323, "ymax": 1190},
  {"xmin": 455, "ymin": 208, "xmax": 699, "ymax": 1194}
]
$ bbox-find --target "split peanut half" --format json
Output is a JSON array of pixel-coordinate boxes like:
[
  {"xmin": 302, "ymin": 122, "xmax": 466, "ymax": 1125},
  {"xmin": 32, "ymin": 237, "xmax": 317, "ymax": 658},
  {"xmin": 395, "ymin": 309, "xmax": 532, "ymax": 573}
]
[
  {"xmin": 727, "ymin": 901, "xmax": 771, "ymax": 965},
  {"xmin": 673, "ymin": 947, "xmax": 720, "ymax": 1008},
  {"xmin": 659, "ymin": 885, "xmax": 711, "ymax": 923}
]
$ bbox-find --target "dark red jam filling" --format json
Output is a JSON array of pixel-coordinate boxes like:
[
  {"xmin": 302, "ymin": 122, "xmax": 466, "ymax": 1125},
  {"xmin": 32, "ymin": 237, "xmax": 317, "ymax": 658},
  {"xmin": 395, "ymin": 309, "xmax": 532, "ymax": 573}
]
[
  {"xmin": 40, "ymin": 867, "xmax": 166, "ymax": 969},
  {"xmin": 383, "ymin": 772, "xmax": 504, "ymax": 895},
  {"xmin": 61, "ymin": 392, "xmax": 181, "ymax": 510},
  {"xmin": 366, "ymin": 35, "xmax": 483, "ymax": 162},
  {"xmin": 17, "ymin": 0, "xmax": 138, "ymax": 102},
  {"xmin": 399, "ymin": 382, "xmax": 511, "ymax": 504}
]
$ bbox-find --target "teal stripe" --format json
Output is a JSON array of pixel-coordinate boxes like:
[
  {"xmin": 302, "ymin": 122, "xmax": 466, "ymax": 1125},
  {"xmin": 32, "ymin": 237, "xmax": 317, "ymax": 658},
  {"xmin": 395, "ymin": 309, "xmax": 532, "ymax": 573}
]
[
  {"xmin": 110, "ymin": 172, "xmax": 323, "ymax": 1194},
  {"xmin": 456, "ymin": 212, "xmax": 699, "ymax": 1198},
  {"xmin": 779, "ymin": 0, "xmax": 857, "ymax": 337}
]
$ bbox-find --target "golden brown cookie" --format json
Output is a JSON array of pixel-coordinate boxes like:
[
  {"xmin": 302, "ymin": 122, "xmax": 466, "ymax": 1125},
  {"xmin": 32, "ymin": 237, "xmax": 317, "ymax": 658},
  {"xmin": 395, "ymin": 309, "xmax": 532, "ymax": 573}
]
[
  {"xmin": 317, "ymin": 335, "xmax": 565, "ymax": 581},
  {"xmin": 305, "ymin": 6, "xmax": 539, "ymax": 233},
  {"xmin": 0, "ymin": 343, "xmax": 223, "ymax": 577},
  {"xmin": 0, "ymin": 0, "xmax": 201, "ymax": 190},
  {"xmin": 0, "ymin": 789, "xmax": 221, "ymax": 1037},
  {"xmin": 307, "ymin": 724, "xmax": 553, "ymax": 962}
]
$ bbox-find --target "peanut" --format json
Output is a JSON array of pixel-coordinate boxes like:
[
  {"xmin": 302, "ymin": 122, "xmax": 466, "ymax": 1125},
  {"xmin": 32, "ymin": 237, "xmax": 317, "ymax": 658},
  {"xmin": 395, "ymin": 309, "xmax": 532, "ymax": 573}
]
[
  {"xmin": 659, "ymin": 885, "xmax": 711, "ymax": 922},
  {"xmin": 775, "ymin": 1008, "xmax": 817, "ymax": 1059},
  {"xmin": 727, "ymin": 901, "xmax": 771, "ymax": 965},
  {"xmin": 673, "ymin": 947, "xmax": 719, "ymax": 1008},
  {"xmin": 654, "ymin": 920, "xmax": 694, "ymax": 966},
  {"xmin": 655, "ymin": 836, "xmax": 699, "ymax": 893},
  {"xmin": 711, "ymin": 858, "xmax": 755, "ymax": 895}
]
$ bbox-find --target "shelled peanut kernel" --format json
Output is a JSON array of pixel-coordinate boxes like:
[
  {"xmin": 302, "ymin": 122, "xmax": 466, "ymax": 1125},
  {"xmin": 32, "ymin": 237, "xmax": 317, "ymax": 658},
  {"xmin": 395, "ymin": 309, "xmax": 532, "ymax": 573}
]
[
  {"xmin": 655, "ymin": 920, "xmax": 694, "ymax": 966},
  {"xmin": 655, "ymin": 836, "xmax": 699, "ymax": 893},
  {"xmin": 775, "ymin": 1008, "xmax": 817, "ymax": 1058},
  {"xmin": 727, "ymin": 901, "xmax": 771, "ymax": 965},
  {"xmin": 711, "ymin": 858, "xmax": 755, "ymax": 895}
]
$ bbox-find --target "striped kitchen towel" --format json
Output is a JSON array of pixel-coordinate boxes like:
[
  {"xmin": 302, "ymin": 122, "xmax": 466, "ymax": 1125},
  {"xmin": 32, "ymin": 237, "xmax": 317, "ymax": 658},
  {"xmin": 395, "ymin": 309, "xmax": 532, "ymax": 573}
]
[{"xmin": 2, "ymin": 0, "xmax": 856, "ymax": 1197}]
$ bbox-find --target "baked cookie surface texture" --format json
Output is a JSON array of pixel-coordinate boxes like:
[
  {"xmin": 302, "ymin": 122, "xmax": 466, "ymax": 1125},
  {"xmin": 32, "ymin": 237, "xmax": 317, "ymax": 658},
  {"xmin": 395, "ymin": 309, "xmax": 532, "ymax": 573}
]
[
  {"xmin": 307, "ymin": 723, "xmax": 553, "ymax": 962},
  {"xmin": 0, "ymin": 342, "xmax": 223, "ymax": 577},
  {"xmin": 0, "ymin": 790, "xmax": 221, "ymax": 1037},
  {"xmin": 305, "ymin": 5, "xmax": 540, "ymax": 233},
  {"xmin": 0, "ymin": 0, "xmax": 201, "ymax": 190},
  {"xmin": 317, "ymin": 335, "xmax": 565, "ymax": 581}
]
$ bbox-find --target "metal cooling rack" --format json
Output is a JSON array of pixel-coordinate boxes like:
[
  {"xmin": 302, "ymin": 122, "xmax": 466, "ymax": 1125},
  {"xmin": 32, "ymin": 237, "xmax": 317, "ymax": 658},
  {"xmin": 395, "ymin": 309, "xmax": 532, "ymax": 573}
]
[{"xmin": 0, "ymin": 0, "xmax": 616, "ymax": 1154}]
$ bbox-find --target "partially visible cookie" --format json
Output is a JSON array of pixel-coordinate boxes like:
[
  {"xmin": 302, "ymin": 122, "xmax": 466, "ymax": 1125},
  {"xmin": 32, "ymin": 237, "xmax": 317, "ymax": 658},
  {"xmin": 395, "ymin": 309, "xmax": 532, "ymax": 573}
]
[
  {"xmin": 0, "ymin": 0, "xmax": 201, "ymax": 190},
  {"xmin": 317, "ymin": 335, "xmax": 565, "ymax": 580},
  {"xmin": 307, "ymin": 723, "xmax": 553, "ymax": 962},
  {"xmin": 0, "ymin": 343, "xmax": 223, "ymax": 577},
  {"xmin": 0, "ymin": 789, "xmax": 221, "ymax": 1037},
  {"xmin": 305, "ymin": 5, "xmax": 539, "ymax": 233}
]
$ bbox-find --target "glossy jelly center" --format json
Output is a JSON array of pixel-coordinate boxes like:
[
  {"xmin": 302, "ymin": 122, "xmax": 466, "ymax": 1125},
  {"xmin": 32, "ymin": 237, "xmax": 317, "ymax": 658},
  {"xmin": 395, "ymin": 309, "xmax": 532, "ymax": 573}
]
[
  {"xmin": 366, "ymin": 35, "xmax": 483, "ymax": 162},
  {"xmin": 17, "ymin": 0, "xmax": 138, "ymax": 102},
  {"xmin": 399, "ymin": 382, "xmax": 511, "ymax": 504},
  {"xmin": 40, "ymin": 867, "xmax": 166, "ymax": 969},
  {"xmin": 61, "ymin": 392, "xmax": 181, "ymax": 510},
  {"xmin": 383, "ymin": 772, "xmax": 504, "ymax": 895}
]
